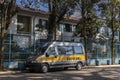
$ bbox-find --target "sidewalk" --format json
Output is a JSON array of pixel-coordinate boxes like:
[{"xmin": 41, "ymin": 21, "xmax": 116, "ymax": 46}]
[
  {"xmin": 85, "ymin": 64, "xmax": 120, "ymax": 68},
  {"xmin": 0, "ymin": 65, "xmax": 120, "ymax": 74},
  {"xmin": 0, "ymin": 71, "xmax": 21, "ymax": 75}
]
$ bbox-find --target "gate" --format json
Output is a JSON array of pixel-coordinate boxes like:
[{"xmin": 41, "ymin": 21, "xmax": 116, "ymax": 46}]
[
  {"xmin": 115, "ymin": 43, "xmax": 120, "ymax": 64},
  {"xmin": 87, "ymin": 39, "xmax": 111, "ymax": 65}
]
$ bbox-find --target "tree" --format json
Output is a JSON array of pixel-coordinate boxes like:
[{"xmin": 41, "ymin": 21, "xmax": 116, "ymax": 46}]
[
  {"xmin": 19, "ymin": 0, "xmax": 77, "ymax": 40},
  {"xmin": 98, "ymin": 0, "xmax": 120, "ymax": 64},
  {"xmin": 76, "ymin": 0, "xmax": 100, "ymax": 65},
  {"xmin": 0, "ymin": 0, "xmax": 17, "ymax": 70},
  {"xmin": 47, "ymin": 0, "xmax": 77, "ymax": 40}
]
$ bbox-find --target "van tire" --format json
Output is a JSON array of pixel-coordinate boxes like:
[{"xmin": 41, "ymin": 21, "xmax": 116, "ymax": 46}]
[
  {"xmin": 76, "ymin": 62, "xmax": 82, "ymax": 70},
  {"xmin": 34, "ymin": 65, "xmax": 41, "ymax": 73},
  {"xmin": 41, "ymin": 64, "xmax": 49, "ymax": 73}
]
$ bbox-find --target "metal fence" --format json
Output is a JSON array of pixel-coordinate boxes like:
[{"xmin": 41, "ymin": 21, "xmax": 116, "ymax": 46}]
[
  {"xmin": 3, "ymin": 33, "xmax": 34, "ymax": 62},
  {"xmin": 1, "ymin": 31, "xmax": 120, "ymax": 67},
  {"xmin": 87, "ymin": 38, "xmax": 120, "ymax": 65}
]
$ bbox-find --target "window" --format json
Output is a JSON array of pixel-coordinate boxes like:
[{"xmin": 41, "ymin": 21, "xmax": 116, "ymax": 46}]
[
  {"xmin": 42, "ymin": 20, "xmax": 46, "ymax": 27},
  {"xmin": 39, "ymin": 19, "xmax": 42, "ymax": 25},
  {"xmin": 65, "ymin": 24, "xmax": 72, "ymax": 32},
  {"xmin": 17, "ymin": 15, "xmax": 31, "ymax": 32},
  {"xmin": 58, "ymin": 24, "xmax": 66, "ymax": 32},
  {"xmin": 39, "ymin": 19, "xmax": 48, "ymax": 28},
  {"xmin": 57, "ymin": 46, "xmax": 66, "ymax": 55},
  {"xmin": 74, "ymin": 46, "xmax": 83, "ymax": 54},
  {"xmin": 65, "ymin": 46, "xmax": 73, "ymax": 55},
  {"xmin": 47, "ymin": 47, "xmax": 56, "ymax": 55},
  {"xmin": 58, "ymin": 24, "xmax": 61, "ymax": 31},
  {"xmin": 72, "ymin": 25, "xmax": 76, "ymax": 32},
  {"xmin": 57, "ymin": 46, "xmax": 73, "ymax": 55}
]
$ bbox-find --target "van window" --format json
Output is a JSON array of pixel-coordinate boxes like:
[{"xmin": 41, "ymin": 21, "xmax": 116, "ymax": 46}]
[
  {"xmin": 47, "ymin": 47, "xmax": 56, "ymax": 55},
  {"xmin": 65, "ymin": 46, "xmax": 73, "ymax": 55},
  {"xmin": 74, "ymin": 46, "xmax": 83, "ymax": 54},
  {"xmin": 57, "ymin": 46, "xmax": 73, "ymax": 55},
  {"xmin": 57, "ymin": 46, "xmax": 66, "ymax": 55}
]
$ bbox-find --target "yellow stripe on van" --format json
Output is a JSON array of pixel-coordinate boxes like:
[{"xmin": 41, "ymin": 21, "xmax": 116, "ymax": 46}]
[{"xmin": 36, "ymin": 54, "xmax": 85, "ymax": 63}]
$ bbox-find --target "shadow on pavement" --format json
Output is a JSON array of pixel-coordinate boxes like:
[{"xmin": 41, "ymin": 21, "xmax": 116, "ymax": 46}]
[{"xmin": 0, "ymin": 68, "xmax": 120, "ymax": 80}]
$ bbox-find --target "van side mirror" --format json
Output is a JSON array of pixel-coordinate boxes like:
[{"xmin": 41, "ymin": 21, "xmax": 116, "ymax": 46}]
[
  {"xmin": 45, "ymin": 53, "xmax": 49, "ymax": 57},
  {"xmin": 54, "ymin": 54, "xmax": 58, "ymax": 58}
]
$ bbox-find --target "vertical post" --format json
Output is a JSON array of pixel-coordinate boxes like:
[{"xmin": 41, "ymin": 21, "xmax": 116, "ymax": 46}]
[
  {"xmin": 95, "ymin": 40, "xmax": 99, "ymax": 66},
  {"xmin": 33, "ymin": 32, "xmax": 36, "ymax": 54},
  {"xmin": 115, "ymin": 44, "xmax": 118, "ymax": 63},
  {"xmin": 9, "ymin": 30, "xmax": 12, "ymax": 65},
  {"xmin": 106, "ymin": 39, "xmax": 110, "ymax": 65},
  {"xmin": 61, "ymin": 24, "xmax": 64, "ymax": 42},
  {"xmin": 97, "ymin": 41, "xmax": 98, "ymax": 59},
  {"xmin": 33, "ymin": 16, "xmax": 36, "ymax": 55}
]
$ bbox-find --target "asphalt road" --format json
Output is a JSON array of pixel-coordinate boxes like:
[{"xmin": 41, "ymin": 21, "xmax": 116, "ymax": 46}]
[{"xmin": 0, "ymin": 67, "xmax": 120, "ymax": 80}]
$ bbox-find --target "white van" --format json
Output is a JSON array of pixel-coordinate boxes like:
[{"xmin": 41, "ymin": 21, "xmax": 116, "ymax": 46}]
[{"xmin": 25, "ymin": 41, "xmax": 86, "ymax": 73}]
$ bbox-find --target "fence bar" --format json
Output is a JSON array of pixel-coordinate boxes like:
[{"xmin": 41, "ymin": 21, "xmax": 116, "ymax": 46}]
[{"xmin": 9, "ymin": 30, "xmax": 12, "ymax": 65}]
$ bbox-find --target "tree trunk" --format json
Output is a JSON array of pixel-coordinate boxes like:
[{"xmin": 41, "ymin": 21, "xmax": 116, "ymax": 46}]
[
  {"xmin": 111, "ymin": 19, "xmax": 115, "ymax": 64},
  {"xmin": 53, "ymin": 22, "xmax": 58, "ymax": 41},
  {"xmin": 81, "ymin": 0, "xmax": 88, "ymax": 65},
  {"xmin": 48, "ymin": 14, "xmax": 57, "ymax": 41},
  {"xmin": 0, "ymin": 16, "xmax": 6, "ymax": 70},
  {"xmin": 111, "ymin": 29, "xmax": 115, "ymax": 64},
  {"xmin": 111, "ymin": 5, "xmax": 115, "ymax": 65}
]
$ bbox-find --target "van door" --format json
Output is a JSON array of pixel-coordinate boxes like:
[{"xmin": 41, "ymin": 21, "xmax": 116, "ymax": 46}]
[
  {"xmin": 65, "ymin": 46, "xmax": 75, "ymax": 66},
  {"xmin": 73, "ymin": 46, "xmax": 85, "ymax": 63},
  {"xmin": 45, "ymin": 47, "xmax": 59, "ymax": 67},
  {"xmin": 57, "ymin": 46, "xmax": 67, "ymax": 66},
  {"xmin": 57, "ymin": 46, "xmax": 74, "ymax": 67}
]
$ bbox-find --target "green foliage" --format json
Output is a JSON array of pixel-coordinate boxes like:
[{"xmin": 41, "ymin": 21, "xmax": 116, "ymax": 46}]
[
  {"xmin": 76, "ymin": 0, "xmax": 100, "ymax": 38},
  {"xmin": 98, "ymin": 0, "xmax": 120, "ymax": 30},
  {"xmin": 1, "ymin": 0, "xmax": 17, "ymax": 29}
]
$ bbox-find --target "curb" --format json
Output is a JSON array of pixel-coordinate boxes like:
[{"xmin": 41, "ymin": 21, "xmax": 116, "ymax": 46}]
[
  {"xmin": 85, "ymin": 65, "xmax": 120, "ymax": 68},
  {"xmin": 0, "ymin": 71, "xmax": 22, "ymax": 75}
]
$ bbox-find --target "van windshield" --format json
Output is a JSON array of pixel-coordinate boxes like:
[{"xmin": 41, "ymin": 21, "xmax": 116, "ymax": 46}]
[
  {"xmin": 41, "ymin": 42, "xmax": 51, "ymax": 53},
  {"xmin": 36, "ymin": 42, "xmax": 51, "ymax": 55}
]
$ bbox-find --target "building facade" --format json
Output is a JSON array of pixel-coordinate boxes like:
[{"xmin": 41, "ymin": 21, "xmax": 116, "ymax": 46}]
[{"xmin": 8, "ymin": 6, "xmax": 79, "ymax": 45}]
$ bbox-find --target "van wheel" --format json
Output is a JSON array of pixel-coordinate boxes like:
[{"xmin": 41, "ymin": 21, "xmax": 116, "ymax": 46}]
[
  {"xmin": 76, "ymin": 63, "xmax": 82, "ymax": 70},
  {"xmin": 41, "ymin": 64, "xmax": 49, "ymax": 73}
]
